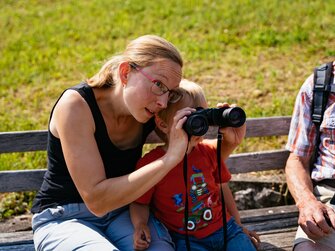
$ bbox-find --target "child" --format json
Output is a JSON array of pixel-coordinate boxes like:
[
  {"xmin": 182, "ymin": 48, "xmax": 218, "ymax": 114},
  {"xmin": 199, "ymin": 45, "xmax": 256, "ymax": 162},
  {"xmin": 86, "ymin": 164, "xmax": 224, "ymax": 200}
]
[{"xmin": 130, "ymin": 79, "xmax": 260, "ymax": 251}]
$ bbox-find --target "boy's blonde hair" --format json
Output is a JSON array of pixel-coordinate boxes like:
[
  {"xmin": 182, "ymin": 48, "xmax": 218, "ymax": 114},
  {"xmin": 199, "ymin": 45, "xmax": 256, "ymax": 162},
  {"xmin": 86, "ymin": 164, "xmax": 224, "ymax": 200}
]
[{"xmin": 156, "ymin": 79, "xmax": 207, "ymax": 141}]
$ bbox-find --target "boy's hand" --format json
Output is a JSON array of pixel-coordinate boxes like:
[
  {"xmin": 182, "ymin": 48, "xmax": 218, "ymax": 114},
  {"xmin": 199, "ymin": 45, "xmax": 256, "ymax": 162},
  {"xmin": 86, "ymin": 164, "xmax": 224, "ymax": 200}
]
[
  {"xmin": 242, "ymin": 226, "xmax": 261, "ymax": 250},
  {"xmin": 133, "ymin": 224, "xmax": 151, "ymax": 250},
  {"xmin": 166, "ymin": 107, "xmax": 195, "ymax": 163},
  {"xmin": 242, "ymin": 227, "xmax": 261, "ymax": 250},
  {"xmin": 217, "ymin": 103, "xmax": 246, "ymax": 146}
]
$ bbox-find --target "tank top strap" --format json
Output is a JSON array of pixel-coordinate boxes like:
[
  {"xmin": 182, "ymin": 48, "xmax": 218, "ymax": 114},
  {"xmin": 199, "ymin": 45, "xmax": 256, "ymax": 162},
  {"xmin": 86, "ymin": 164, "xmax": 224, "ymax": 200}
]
[{"xmin": 69, "ymin": 82, "xmax": 107, "ymax": 132}]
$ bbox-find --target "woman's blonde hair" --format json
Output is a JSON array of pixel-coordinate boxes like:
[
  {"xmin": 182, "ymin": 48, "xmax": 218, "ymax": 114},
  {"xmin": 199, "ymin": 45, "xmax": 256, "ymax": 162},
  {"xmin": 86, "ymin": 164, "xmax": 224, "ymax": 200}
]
[{"xmin": 87, "ymin": 35, "xmax": 183, "ymax": 88}]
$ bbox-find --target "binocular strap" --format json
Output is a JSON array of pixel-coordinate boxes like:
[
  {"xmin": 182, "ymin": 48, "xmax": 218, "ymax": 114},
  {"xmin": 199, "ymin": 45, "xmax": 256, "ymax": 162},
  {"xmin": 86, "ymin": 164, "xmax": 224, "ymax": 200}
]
[{"xmin": 182, "ymin": 131, "xmax": 228, "ymax": 251}]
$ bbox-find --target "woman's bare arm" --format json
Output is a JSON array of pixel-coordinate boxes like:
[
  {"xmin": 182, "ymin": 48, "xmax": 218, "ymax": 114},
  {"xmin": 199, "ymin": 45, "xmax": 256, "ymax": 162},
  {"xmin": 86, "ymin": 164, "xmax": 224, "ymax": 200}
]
[{"xmin": 52, "ymin": 90, "xmax": 192, "ymax": 216}]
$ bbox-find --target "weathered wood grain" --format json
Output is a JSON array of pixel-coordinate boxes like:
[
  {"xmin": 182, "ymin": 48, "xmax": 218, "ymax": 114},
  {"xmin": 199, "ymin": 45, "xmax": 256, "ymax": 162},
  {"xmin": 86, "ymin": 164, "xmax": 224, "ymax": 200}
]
[
  {"xmin": 0, "ymin": 149, "xmax": 290, "ymax": 192},
  {"xmin": 240, "ymin": 205, "xmax": 298, "ymax": 223},
  {"xmin": 0, "ymin": 227, "xmax": 297, "ymax": 251},
  {"xmin": 0, "ymin": 116, "xmax": 291, "ymax": 153},
  {"xmin": 259, "ymin": 228, "xmax": 297, "ymax": 251},
  {"xmin": 0, "ymin": 170, "xmax": 45, "ymax": 192},
  {"xmin": 241, "ymin": 205, "xmax": 298, "ymax": 232},
  {"xmin": 226, "ymin": 149, "xmax": 290, "ymax": 174},
  {"xmin": 0, "ymin": 131, "xmax": 47, "ymax": 153},
  {"xmin": 0, "ymin": 232, "xmax": 34, "ymax": 251}
]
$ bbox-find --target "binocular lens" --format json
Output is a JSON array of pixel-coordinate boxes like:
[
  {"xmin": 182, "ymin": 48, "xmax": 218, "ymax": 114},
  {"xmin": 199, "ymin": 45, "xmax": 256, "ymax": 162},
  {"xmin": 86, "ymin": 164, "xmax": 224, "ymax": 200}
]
[
  {"xmin": 186, "ymin": 116, "xmax": 208, "ymax": 136},
  {"xmin": 183, "ymin": 106, "xmax": 246, "ymax": 136},
  {"xmin": 223, "ymin": 108, "xmax": 246, "ymax": 127}
]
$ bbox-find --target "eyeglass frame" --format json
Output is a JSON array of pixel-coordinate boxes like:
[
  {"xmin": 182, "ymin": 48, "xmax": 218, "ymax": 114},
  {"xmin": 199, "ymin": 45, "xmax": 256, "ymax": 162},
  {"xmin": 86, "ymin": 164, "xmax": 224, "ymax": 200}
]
[{"xmin": 129, "ymin": 62, "xmax": 183, "ymax": 103}]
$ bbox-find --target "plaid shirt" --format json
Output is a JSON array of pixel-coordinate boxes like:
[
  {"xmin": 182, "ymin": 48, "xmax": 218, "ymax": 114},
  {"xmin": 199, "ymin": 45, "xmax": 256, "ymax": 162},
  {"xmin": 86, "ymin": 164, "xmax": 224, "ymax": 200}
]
[{"xmin": 286, "ymin": 63, "xmax": 335, "ymax": 181}]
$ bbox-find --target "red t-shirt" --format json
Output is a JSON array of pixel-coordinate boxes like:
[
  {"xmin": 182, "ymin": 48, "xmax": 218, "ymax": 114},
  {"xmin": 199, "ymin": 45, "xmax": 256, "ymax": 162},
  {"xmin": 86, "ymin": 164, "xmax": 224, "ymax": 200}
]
[{"xmin": 136, "ymin": 142, "xmax": 231, "ymax": 239}]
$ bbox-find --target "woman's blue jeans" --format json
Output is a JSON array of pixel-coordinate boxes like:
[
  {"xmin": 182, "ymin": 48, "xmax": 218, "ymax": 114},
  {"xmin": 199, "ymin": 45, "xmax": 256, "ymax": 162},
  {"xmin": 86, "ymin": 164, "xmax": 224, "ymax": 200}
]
[
  {"xmin": 170, "ymin": 218, "xmax": 256, "ymax": 251},
  {"xmin": 32, "ymin": 203, "xmax": 174, "ymax": 251}
]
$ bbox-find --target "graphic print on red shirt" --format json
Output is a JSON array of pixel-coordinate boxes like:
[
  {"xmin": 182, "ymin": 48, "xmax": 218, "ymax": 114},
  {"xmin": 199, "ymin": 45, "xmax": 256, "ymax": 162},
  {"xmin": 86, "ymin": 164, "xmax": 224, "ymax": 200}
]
[{"xmin": 136, "ymin": 142, "xmax": 231, "ymax": 239}]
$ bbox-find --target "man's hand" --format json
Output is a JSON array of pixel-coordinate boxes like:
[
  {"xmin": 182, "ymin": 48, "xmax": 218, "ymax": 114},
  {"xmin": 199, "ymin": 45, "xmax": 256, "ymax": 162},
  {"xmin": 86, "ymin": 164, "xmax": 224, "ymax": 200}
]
[{"xmin": 298, "ymin": 199, "xmax": 335, "ymax": 239}]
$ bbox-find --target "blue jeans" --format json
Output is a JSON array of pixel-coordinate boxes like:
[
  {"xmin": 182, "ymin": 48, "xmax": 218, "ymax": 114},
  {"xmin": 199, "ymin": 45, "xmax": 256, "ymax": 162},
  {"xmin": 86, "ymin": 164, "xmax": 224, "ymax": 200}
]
[
  {"xmin": 32, "ymin": 203, "xmax": 174, "ymax": 251},
  {"xmin": 170, "ymin": 218, "xmax": 256, "ymax": 251}
]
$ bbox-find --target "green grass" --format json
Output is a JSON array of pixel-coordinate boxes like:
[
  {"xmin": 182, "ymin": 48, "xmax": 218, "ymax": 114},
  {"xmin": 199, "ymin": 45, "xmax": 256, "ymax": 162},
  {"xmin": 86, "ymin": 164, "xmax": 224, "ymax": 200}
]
[
  {"xmin": 0, "ymin": 191, "xmax": 35, "ymax": 220},
  {"xmin": 0, "ymin": 0, "xmax": 334, "ymax": 168},
  {"xmin": 1, "ymin": 0, "xmax": 334, "ymax": 219}
]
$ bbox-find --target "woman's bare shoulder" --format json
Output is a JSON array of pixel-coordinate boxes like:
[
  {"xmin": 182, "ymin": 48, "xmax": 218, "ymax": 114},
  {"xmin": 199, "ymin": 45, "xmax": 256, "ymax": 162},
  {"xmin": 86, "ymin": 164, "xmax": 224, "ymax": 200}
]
[{"xmin": 51, "ymin": 89, "xmax": 94, "ymax": 137}]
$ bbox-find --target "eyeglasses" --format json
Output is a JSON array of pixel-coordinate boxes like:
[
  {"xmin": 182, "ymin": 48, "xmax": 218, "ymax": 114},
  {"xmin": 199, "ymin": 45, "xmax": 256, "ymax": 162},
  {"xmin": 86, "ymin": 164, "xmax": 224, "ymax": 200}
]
[{"xmin": 129, "ymin": 63, "xmax": 182, "ymax": 104}]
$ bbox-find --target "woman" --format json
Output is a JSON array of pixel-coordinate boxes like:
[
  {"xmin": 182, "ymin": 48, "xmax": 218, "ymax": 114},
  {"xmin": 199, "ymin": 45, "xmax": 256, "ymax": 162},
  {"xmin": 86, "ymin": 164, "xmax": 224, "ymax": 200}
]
[{"xmin": 31, "ymin": 35, "xmax": 193, "ymax": 250}]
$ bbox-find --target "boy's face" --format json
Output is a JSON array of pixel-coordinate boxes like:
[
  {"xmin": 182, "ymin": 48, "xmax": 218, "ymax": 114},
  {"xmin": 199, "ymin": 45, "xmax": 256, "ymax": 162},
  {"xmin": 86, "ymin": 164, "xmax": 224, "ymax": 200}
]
[
  {"xmin": 164, "ymin": 94, "xmax": 208, "ymax": 147},
  {"xmin": 188, "ymin": 134, "xmax": 204, "ymax": 149}
]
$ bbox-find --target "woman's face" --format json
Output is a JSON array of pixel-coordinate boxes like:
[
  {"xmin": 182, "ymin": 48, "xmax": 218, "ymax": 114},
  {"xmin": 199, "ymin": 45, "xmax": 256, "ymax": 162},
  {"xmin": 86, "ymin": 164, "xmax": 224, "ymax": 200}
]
[{"xmin": 124, "ymin": 59, "xmax": 182, "ymax": 123}]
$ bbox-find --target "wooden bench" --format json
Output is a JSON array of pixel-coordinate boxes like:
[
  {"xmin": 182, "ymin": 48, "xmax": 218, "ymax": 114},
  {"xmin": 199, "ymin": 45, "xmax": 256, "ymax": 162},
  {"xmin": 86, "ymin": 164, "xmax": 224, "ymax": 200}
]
[{"xmin": 0, "ymin": 116, "xmax": 297, "ymax": 251}]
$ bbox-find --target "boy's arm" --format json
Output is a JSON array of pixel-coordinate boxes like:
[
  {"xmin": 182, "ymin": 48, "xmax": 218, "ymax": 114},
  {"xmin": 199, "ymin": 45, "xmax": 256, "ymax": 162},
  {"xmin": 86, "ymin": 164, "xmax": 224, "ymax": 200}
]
[
  {"xmin": 204, "ymin": 123, "xmax": 246, "ymax": 161},
  {"xmin": 218, "ymin": 122, "xmax": 246, "ymax": 160},
  {"xmin": 130, "ymin": 202, "xmax": 151, "ymax": 250},
  {"xmin": 221, "ymin": 183, "xmax": 260, "ymax": 249},
  {"xmin": 214, "ymin": 103, "xmax": 247, "ymax": 160},
  {"xmin": 221, "ymin": 183, "xmax": 241, "ymax": 223}
]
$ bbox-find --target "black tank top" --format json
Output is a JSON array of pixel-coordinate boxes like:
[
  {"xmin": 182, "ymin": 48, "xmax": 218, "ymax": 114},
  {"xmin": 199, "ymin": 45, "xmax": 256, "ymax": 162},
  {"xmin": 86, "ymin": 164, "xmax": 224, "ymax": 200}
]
[{"xmin": 31, "ymin": 82, "xmax": 155, "ymax": 213}]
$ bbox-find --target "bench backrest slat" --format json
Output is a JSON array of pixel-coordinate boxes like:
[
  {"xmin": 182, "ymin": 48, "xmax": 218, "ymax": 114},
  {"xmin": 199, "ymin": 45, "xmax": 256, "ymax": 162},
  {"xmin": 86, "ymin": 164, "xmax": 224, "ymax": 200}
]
[
  {"xmin": 0, "ymin": 116, "xmax": 291, "ymax": 154},
  {"xmin": 226, "ymin": 149, "xmax": 290, "ymax": 174},
  {"xmin": 0, "ymin": 149, "xmax": 290, "ymax": 193},
  {"xmin": 0, "ymin": 169, "xmax": 45, "ymax": 192},
  {"xmin": 0, "ymin": 131, "xmax": 47, "ymax": 153}
]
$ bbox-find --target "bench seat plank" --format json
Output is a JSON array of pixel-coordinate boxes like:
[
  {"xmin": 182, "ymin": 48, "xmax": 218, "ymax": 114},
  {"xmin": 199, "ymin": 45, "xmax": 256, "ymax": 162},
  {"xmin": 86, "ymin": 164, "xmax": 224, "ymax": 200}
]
[
  {"xmin": 241, "ymin": 205, "xmax": 298, "ymax": 231},
  {"xmin": 0, "ymin": 205, "xmax": 298, "ymax": 250},
  {"xmin": 0, "ymin": 231, "xmax": 34, "ymax": 251},
  {"xmin": 240, "ymin": 205, "xmax": 298, "ymax": 223},
  {"xmin": 258, "ymin": 227, "xmax": 297, "ymax": 251},
  {"xmin": 0, "ymin": 244, "xmax": 34, "ymax": 251},
  {"xmin": 0, "ymin": 229, "xmax": 297, "ymax": 251}
]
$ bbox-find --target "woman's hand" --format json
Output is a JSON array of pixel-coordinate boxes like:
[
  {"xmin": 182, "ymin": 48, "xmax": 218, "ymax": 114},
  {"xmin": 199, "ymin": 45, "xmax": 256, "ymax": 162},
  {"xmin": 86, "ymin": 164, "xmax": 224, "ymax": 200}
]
[{"xmin": 165, "ymin": 107, "xmax": 195, "ymax": 164}]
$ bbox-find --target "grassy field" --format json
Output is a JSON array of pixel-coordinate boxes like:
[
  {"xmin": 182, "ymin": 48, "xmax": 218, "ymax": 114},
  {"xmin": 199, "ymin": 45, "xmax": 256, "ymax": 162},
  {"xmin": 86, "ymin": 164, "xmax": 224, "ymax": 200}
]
[{"xmin": 0, "ymin": 0, "xmax": 335, "ymax": 171}]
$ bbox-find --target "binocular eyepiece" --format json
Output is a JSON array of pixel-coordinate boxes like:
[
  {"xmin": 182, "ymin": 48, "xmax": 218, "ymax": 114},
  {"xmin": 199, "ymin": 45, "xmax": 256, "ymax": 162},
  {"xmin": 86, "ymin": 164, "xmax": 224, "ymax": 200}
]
[{"xmin": 183, "ymin": 107, "xmax": 246, "ymax": 136}]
